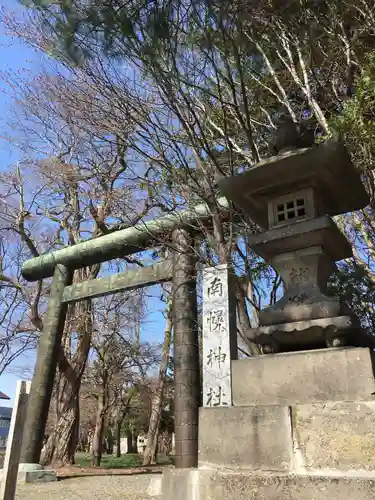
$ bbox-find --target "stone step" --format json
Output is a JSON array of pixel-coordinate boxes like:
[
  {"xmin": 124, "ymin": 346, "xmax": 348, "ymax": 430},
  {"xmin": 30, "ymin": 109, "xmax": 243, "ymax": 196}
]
[
  {"xmin": 199, "ymin": 401, "xmax": 375, "ymax": 474},
  {"xmin": 157, "ymin": 469, "xmax": 375, "ymax": 500},
  {"xmin": 232, "ymin": 347, "xmax": 375, "ymax": 406}
]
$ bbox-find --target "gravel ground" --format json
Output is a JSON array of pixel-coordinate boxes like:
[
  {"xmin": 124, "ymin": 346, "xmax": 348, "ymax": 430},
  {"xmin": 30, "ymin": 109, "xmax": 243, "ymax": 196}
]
[{"xmin": 15, "ymin": 474, "xmax": 152, "ymax": 500}]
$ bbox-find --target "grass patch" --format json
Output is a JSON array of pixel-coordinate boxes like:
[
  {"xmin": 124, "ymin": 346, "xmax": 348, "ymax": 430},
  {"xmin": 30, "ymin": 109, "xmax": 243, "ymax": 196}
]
[{"xmin": 75, "ymin": 452, "xmax": 143, "ymax": 469}]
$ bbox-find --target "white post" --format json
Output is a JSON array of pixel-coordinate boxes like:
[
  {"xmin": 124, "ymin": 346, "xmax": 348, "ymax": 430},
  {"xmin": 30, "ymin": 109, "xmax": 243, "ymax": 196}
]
[
  {"xmin": 0, "ymin": 380, "xmax": 31, "ymax": 500},
  {"xmin": 202, "ymin": 264, "xmax": 237, "ymax": 407}
]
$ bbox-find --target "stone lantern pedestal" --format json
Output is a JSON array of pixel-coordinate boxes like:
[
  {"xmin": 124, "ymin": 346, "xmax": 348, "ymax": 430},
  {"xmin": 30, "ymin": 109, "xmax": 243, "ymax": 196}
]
[{"xmin": 245, "ymin": 217, "xmax": 359, "ymax": 352}]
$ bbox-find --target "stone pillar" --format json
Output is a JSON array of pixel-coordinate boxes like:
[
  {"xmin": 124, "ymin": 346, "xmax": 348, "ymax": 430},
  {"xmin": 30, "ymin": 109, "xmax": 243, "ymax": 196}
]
[
  {"xmin": 20, "ymin": 264, "xmax": 72, "ymax": 465},
  {"xmin": 202, "ymin": 264, "xmax": 237, "ymax": 407},
  {"xmin": 0, "ymin": 381, "xmax": 30, "ymax": 500},
  {"xmin": 172, "ymin": 229, "xmax": 199, "ymax": 469}
]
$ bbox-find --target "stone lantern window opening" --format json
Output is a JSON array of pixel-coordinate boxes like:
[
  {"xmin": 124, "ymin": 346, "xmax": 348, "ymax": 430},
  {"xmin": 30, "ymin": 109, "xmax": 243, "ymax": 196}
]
[
  {"xmin": 276, "ymin": 197, "xmax": 306, "ymax": 223},
  {"xmin": 268, "ymin": 188, "xmax": 315, "ymax": 229}
]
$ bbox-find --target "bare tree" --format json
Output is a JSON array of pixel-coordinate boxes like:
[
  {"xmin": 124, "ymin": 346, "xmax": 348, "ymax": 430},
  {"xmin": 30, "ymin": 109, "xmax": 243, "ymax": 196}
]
[
  {"xmin": 0, "ymin": 235, "xmax": 36, "ymax": 374},
  {"xmin": 4, "ymin": 1, "xmax": 375, "ymax": 469},
  {"xmin": 0, "ymin": 60, "xmax": 155, "ymax": 464},
  {"xmin": 85, "ymin": 291, "xmax": 156, "ymax": 467},
  {"xmin": 143, "ymin": 298, "xmax": 172, "ymax": 465},
  {"xmin": 3, "ymin": 12, "xmax": 275, "ymax": 355}
]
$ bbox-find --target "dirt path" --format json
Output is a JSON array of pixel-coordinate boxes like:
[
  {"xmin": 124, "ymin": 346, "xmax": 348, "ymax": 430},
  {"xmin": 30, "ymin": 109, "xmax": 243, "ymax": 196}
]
[{"xmin": 15, "ymin": 474, "xmax": 152, "ymax": 500}]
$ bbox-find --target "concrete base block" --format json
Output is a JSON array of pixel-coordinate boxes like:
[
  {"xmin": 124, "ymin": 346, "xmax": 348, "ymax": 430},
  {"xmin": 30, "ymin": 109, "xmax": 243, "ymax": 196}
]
[
  {"xmin": 232, "ymin": 347, "xmax": 375, "ymax": 406},
  {"xmin": 294, "ymin": 401, "xmax": 375, "ymax": 474},
  {"xmin": 20, "ymin": 469, "xmax": 57, "ymax": 483},
  {"xmin": 201, "ymin": 470, "xmax": 375, "ymax": 500},
  {"xmin": 18, "ymin": 463, "xmax": 44, "ymax": 472},
  {"xmin": 199, "ymin": 400, "xmax": 375, "ymax": 474},
  {"xmin": 162, "ymin": 468, "xmax": 201, "ymax": 499},
  {"xmin": 158, "ymin": 468, "xmax": 375, "ymax": 500},
  {"xmin": 0, "ymin": 463, "xmax": 57, "ymax": 483},
  {"xmin": 199, "ymin": 405, "xmax": 293, "ymax": 471}
]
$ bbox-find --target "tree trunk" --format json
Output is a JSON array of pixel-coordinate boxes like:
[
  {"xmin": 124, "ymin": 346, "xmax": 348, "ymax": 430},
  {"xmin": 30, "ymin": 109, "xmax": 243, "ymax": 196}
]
[
  {"xmin": 105, "ymin": 427, "xmax": 113, "ymax": 455},
  {"xmin": 91, "ymin": 378, "xmax": 107, "ymax": 467},
  {"xmin": 115, "ymin": 421, "xmax": 121, "ymax": 457},
  {"xmin": 236, "ymin": 282, "xmax": 261, "ymax": 355},
  {"xmin": 143, "ymin": 302, "xmax": 172, "ymax": 465},
  {"xmin": 41, "ymin": 296, "xmax": 93, "ymax": 466},
  {"xmin": 127, "ymin": 430, "xmax": 137, "ymax": 453},
  {"xmin": 127, "ymin": 431, "xmax": 133, "ymax": 454},
  {"xmin": 113, "ymin": 389, "xmax": 136, "ymax": 457},
  {"xmin": 40, "ymin": 374, "xmax": 80, "ymax": 467},
  {"xmin": 132, "ymin": 431, "xmax": 138, "ymax": 453},
  {"xmin": 91, "ymin": 416, "xmax": 105, "ymax": 466}
]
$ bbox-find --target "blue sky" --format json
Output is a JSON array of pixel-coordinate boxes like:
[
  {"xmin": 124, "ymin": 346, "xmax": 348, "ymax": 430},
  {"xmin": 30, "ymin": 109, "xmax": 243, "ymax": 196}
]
[
  {"xmin": 0, "ymin": 0, "xmax": 40, "ymax": 405},
  {"xmin": 0, "ymin": 0, "xmax": 33, "ymax": 163},
  {"xmin": 0, "ymin": 0, "xmax": 167, "ymax": 407}
]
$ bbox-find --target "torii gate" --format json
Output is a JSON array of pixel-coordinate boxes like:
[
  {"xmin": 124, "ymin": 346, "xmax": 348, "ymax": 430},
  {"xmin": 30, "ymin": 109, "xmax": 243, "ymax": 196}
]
[{"xmin": 19, "ymin": 197, "xmax": 230, "ymax": 470}]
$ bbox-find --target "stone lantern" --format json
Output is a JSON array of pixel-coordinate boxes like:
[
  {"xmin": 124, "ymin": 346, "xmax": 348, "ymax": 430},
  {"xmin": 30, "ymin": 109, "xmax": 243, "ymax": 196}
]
[
  {"xmin": 218, "ymin": 139, "xmax": 369, "ymax": 353},
  {"xmin": 151, "ymin": 139, "xmax": 375, "ymax": 500}
]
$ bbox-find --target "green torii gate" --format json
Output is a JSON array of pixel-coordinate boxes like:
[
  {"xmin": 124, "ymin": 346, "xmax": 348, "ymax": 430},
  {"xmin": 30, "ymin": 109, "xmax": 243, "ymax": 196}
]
[{"xmin": 20, "ymin": 197, "xmax": 230, "ymax": 469}]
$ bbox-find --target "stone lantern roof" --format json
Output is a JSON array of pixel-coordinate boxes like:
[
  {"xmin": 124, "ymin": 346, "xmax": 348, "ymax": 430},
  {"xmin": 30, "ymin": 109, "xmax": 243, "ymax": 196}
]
[{"xmin": 218, "ymin": 140, "xmax": 369, "ymax": 230}]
